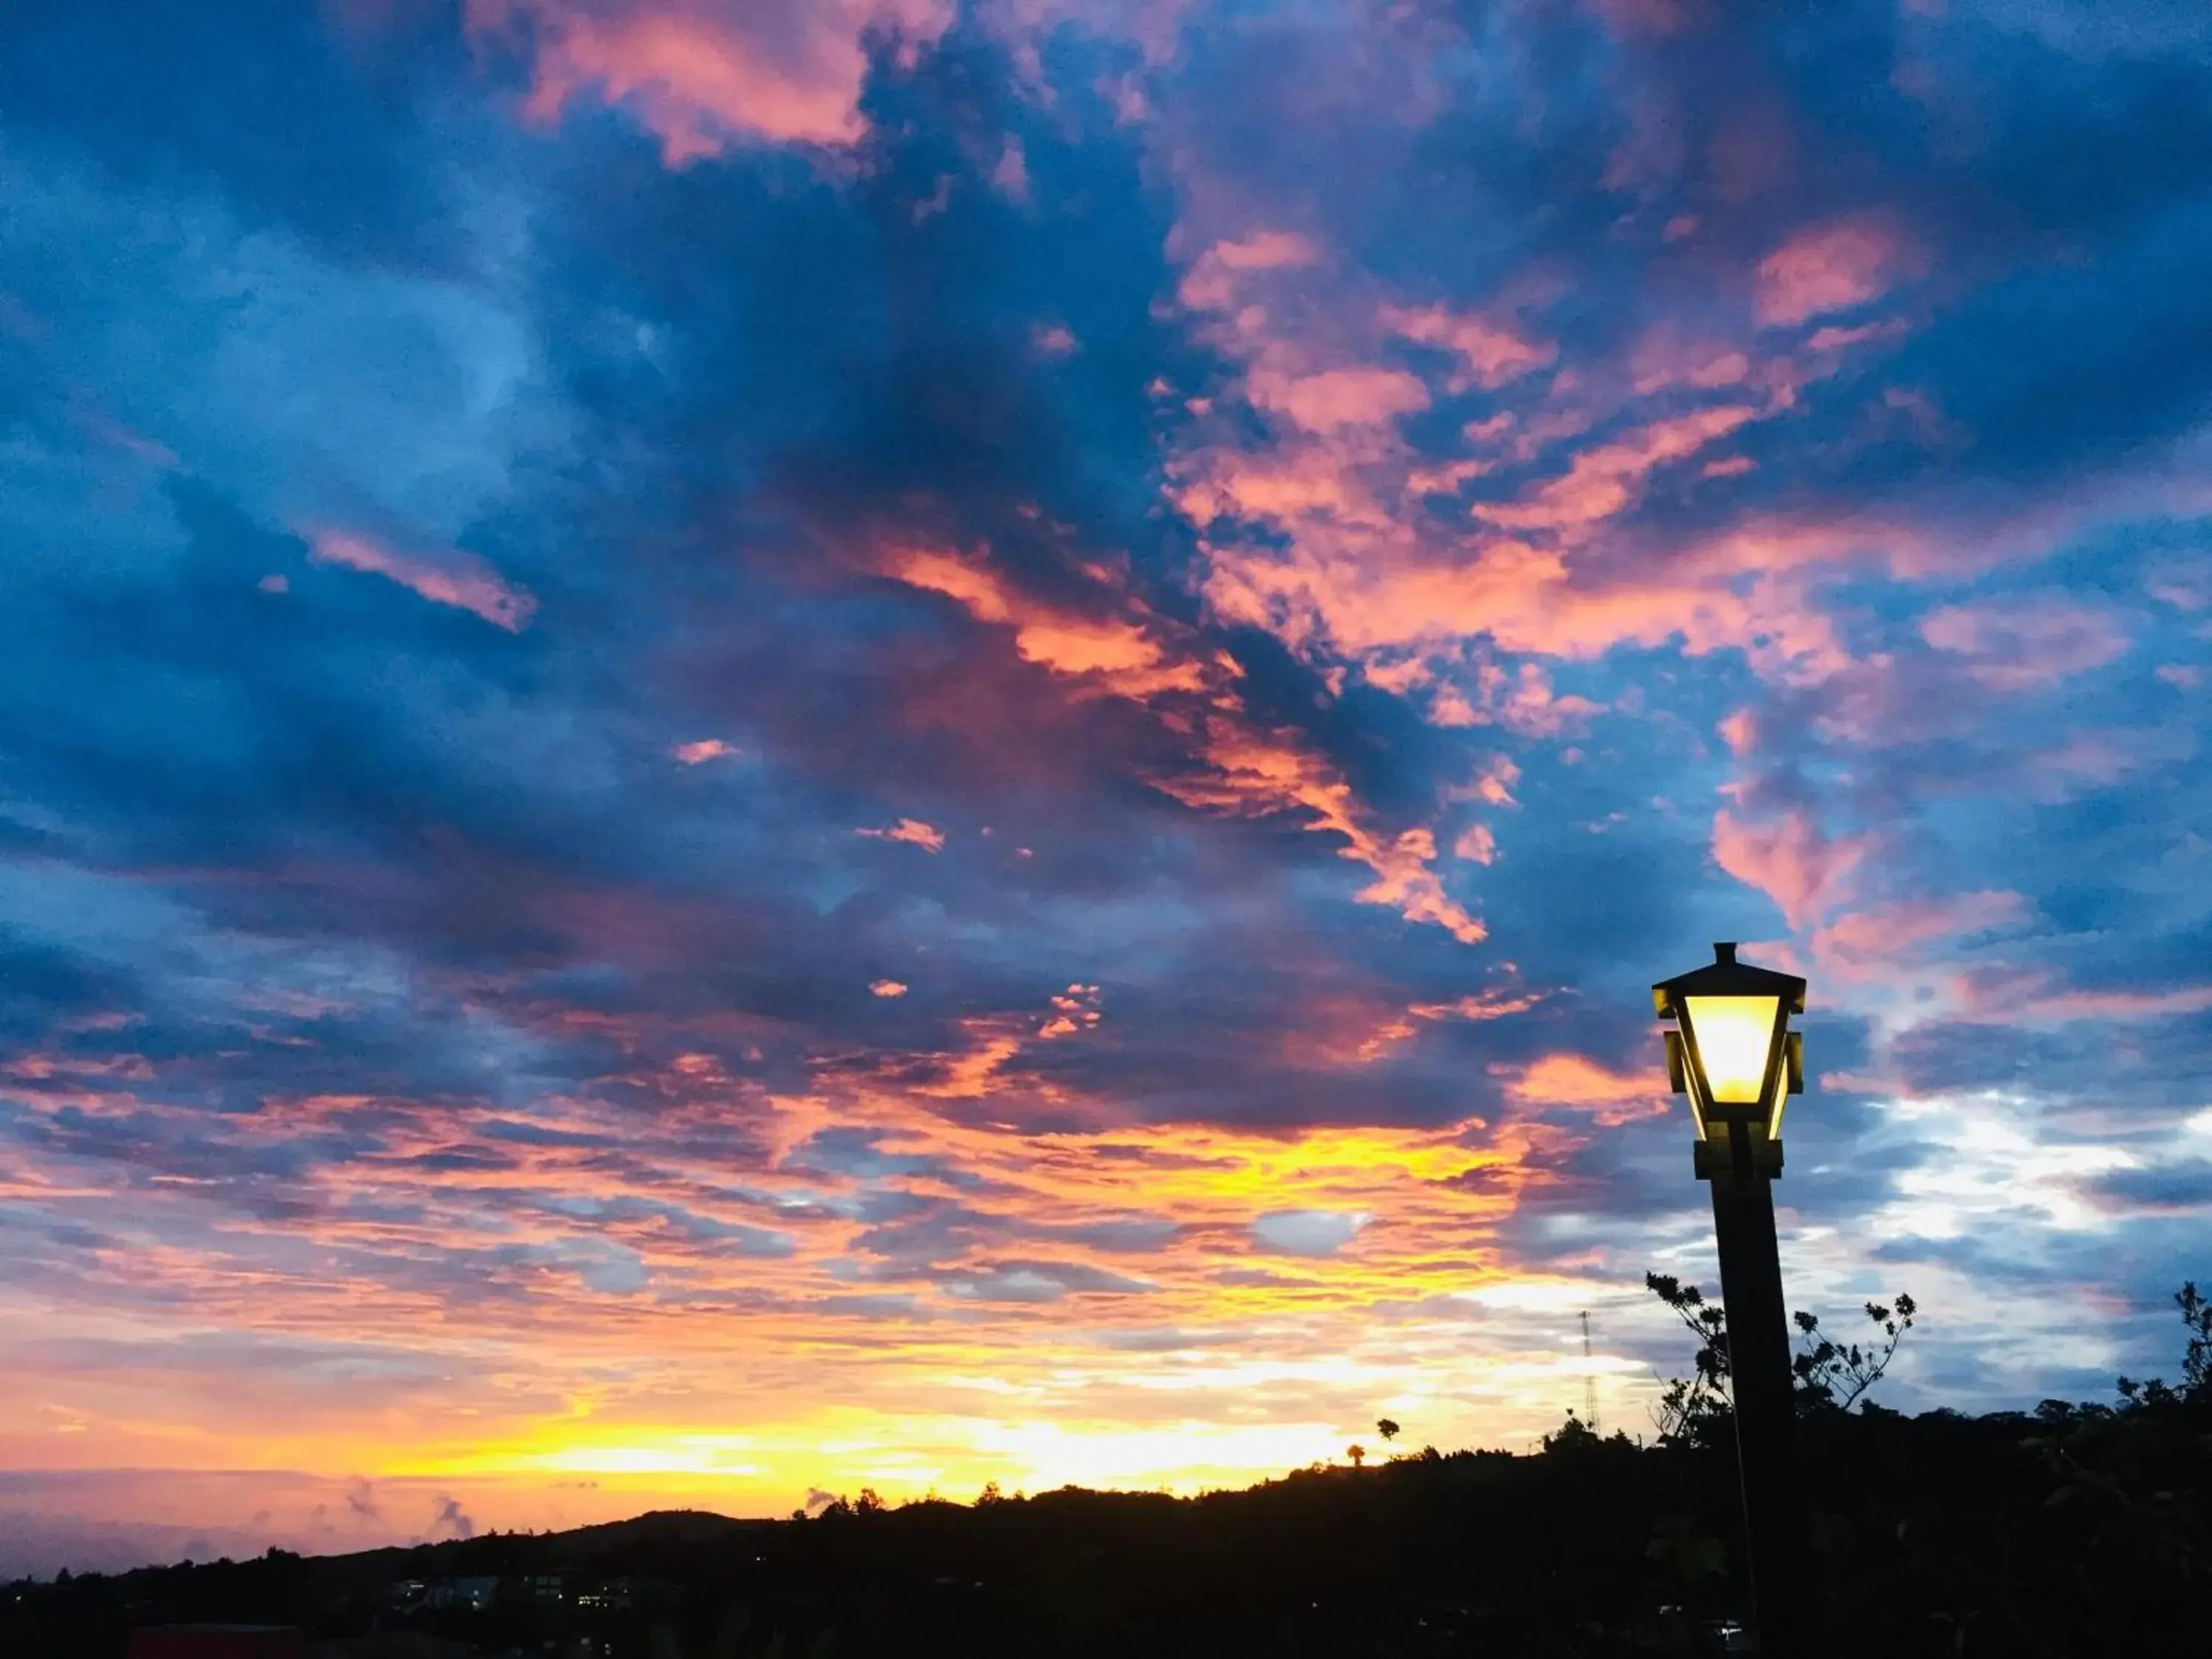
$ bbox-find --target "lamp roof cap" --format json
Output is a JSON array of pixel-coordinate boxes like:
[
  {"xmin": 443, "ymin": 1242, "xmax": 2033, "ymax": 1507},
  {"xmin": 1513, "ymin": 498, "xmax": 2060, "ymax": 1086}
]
[{"xmin": 1652, "ymin": 941, "xmax": 1807, "ymax": 1017}]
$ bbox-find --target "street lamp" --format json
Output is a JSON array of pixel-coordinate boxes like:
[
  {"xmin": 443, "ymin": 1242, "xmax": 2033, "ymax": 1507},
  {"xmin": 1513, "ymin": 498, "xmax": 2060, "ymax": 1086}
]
[{"xmin": 1654, "ymin": 942, "xmax": 1818, "ymax": 1659}]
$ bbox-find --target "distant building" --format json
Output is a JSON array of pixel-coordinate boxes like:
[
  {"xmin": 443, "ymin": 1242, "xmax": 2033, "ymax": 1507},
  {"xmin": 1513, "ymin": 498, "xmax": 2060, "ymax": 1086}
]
[
  {"xmin": 423, "ymin": 1576, "xmax": 498, "ymax": 1612},
  {"xmin": 128, "ymin": 1627, "xmax": 305, "ymax": 1659},
  {"xmin": 383, "ymin": 1579, "xmax": 428, "ymax": 1613},
  {"xmin": 574, "ymin": 1576, "xmax": 676, "ymax": 1615}
]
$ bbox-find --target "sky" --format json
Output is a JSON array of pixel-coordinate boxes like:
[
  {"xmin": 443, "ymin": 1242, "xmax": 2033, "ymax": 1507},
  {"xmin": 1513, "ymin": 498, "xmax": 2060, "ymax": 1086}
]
[{"xmin": 1, "ymin": 0, "xmax": 2209, "ymax": 1577}]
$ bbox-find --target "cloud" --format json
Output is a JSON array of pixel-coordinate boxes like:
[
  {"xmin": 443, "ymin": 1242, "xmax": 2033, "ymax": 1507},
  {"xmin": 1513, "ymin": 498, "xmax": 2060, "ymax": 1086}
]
[
  {"xmin": 1382, "ymin": 302, "xmax": 1555, "ymax": 392},
  {"xmin": 430, "ymin": 1492, "xmax": 476, "ymax": 1540},
  {"xmin": 672, "ymin": 738, "xmax": 740, "ymax": 763},
  {"xmin": 1250, "ymin": 1210, "xmax": 1369, "ymax": 1259},
  {"xmin": 1919, "ymin": 597, "xmax": 2132, "ymax": 690},
  {"xmin": 1754, "ymin": 215, "xmax": 1915, "ymax": 328},
  {"xmin": 467, "ymin": 0, "xmax": 956, "ymax": 160},
  {"xmin": 858, "ymin": 818, "xmax": 947, "ymax": 852},
  {"xmin": 1711, "ymin": 809, "xmax": 1870, "ymax": 931},
  {"xmin": 309, "ymin": 529, "xmax": 538, "ymax": 630},
  {"xmin": 1471, "ymin": 406, "xmax": 1761, "ymax": 534},
  {"xmin": 1503, "ymin": 1054, "xmax": 1669, "ymax": 1128},
  {"xmin": 1, "ymin": 0, "xmax": 2211, "ymax": 1565},
  {"xmin": 1247, "ymin": 366, "xmax": 1431, "ymax": 434}
]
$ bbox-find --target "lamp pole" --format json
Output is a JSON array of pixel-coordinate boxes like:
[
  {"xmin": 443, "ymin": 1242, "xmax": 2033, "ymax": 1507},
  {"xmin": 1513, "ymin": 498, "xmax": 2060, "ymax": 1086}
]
[
  {"xmin": 1709, "ymin": 1123, "xmax": 1818, "ymax": 1659},
  {"xmin": 1654, "ymin": 944, "xmax": 1819, "ymax": 1659}
]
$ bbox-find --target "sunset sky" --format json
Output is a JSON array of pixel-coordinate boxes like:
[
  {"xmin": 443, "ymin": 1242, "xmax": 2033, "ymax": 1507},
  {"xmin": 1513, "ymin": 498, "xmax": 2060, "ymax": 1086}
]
[{"xmin": 3, "ymin": 0, "xmax": 2210, "ymax": 1576}]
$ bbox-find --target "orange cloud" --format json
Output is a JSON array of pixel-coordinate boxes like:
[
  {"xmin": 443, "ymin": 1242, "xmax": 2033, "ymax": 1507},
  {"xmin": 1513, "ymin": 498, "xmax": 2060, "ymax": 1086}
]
[
  {"xmin": 1452, "ymin": 823, "xmax": 1497, "ymax": 865},
  {"xmin": 1503, "ymin": 1053, "xmax": 1668, "ymax": 1126},
  {"xmin": 859, "ymin": 818, "xmax": 947, "ymax": 852},
  {"xmin": 1754, "ymin": 215, "xmax": 1913, "ymax": 328},
  {"xmin": 308, "ymin": 529, "xmax": 537, "ymax": 630}
]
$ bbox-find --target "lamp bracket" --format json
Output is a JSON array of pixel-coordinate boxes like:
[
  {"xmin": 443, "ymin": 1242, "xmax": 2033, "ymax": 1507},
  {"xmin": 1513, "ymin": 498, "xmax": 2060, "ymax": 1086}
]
[{"xmin": 1694, "ymin": 1136, "xmax": 1783, "ymax": 1181}]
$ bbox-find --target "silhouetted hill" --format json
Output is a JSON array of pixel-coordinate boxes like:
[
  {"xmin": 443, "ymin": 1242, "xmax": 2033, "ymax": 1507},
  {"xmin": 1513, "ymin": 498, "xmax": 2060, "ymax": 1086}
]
[{"xmin": 7, "ymin": 1398, "xmax": 2205, "ymax": 1658}]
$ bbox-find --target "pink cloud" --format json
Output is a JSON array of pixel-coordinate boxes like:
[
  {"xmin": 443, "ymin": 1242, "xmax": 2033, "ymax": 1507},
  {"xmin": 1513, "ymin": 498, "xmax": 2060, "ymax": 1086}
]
[
  {"xmin": 1477, "ymin": 661, "xmax": 1605, "ymax": 737},
  {"xmin": 467, "ymin": 0, "xmax": 953, "ymax": 161},
  {"xmin": 1754, "ymin": 215, "xmax": 1915, "ymax": 328},
  {"xmin": 672, "ymin": 738, "xmax": 739, "ymax": 764},
  {"xmin": 1247, "ymin": 366, "xmax": 1431, "ymax": 433},
  {"xmin": 1919, "ymin": 597, "xmax": 2131, "ymax": 690},
  {"xmin": 1177, "ymin": 231, "xmax": 1322, "ymax": 310},
  {"xmin": 879, "ymin": 541, "xmax": 1482, "ymax": 941},
  {"xmin": 1030, "ymin": 321, "xmax": 1080, "ymax": 358},
  {"xmin": 1473, "ymin": 404, "xmax": 1759, "ymax": 532},
  {"xmin": 1382, "ymin": 302, "xmax": 1555, "ymax": 392},
  {"xmin": 1811, "ymin": 891, "xmax": 2027, "ymax": 982},
  {"xmin": 888, "ymin": 546, "xmax": 1206, "ymax": 697},
  {"xmin": 1950, "ymin": 970, "xmax": 2212, "ymax": 1026},
  {"xmin": 869, "ymin": 979, "xmax": 908, "ymax": 998},
  {"xmin": 1158, "ymin": 730, "xmax": 1488, "ymax": 943},
  {"xmin": 1627, "ymin": 326, "xmax": 1750, "ymax": 396},
  {"xmin": 2024, "ymin": 725, "xmax": 2196, "ymax": 802},
  {"xmin": 1711, "ymin": 807, "xmax": 1869, "ymax": 929},
  {"xmin": 308, "ymin": 529, "xmax": 537, "ymax": 630}
]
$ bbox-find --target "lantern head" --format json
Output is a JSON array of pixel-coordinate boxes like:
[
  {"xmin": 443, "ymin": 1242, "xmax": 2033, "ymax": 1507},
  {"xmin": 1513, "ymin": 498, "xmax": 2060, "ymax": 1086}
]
[{"xmin": 1653, "ymin": 943, "xmax": 1806, "ymax": 1178}]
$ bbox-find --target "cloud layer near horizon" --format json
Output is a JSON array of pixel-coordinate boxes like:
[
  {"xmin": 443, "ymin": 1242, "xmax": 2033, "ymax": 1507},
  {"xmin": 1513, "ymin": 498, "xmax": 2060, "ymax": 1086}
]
[{"xmin": 1, "ymin": 0, "xmax": 2208, "ymax": 1574}]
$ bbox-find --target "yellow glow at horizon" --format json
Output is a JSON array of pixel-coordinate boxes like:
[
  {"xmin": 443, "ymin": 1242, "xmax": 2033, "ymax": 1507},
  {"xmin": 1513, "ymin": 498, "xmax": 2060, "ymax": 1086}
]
[
  {"xmin": 1682, "ymin": 995, "xmax": 1781, "ymax": 1103},
  {"xmin": 418, "ymin": 1416, "xmax": 1357, "ymax": 1498}
]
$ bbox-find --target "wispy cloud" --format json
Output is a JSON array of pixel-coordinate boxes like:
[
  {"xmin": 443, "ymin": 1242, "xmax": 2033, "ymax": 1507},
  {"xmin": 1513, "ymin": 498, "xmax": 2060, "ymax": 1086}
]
[{"xmin": 309, "ymin": 529, "xmax": 538, "ymax": 630}]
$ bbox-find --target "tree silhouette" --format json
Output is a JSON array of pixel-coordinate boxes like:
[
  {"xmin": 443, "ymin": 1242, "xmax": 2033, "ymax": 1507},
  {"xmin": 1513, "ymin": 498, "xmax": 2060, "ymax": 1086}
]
[
  {"xmin": 2118, "ymin": 1281, "xmax": 2212, "ymax": 1405},
  {"xmin": 1792, "ymin": 1294, "xmax": 1916, "ymax": 1411},
  {"xmin": 1646, "ymin": 1270, "xmax": 1919, "ymax": 1441},
  {"xmin": 1375, "ymin": 1419, "xmax": 1399, "ymax": 1443},
  {"xmin": 1344, "ymin": 1444, "xmax": 1366, "ymax": 1469}
]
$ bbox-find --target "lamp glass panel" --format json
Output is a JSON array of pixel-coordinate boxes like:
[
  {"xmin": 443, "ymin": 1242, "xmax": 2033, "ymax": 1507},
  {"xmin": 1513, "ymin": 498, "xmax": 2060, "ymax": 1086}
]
[{"xmin": 1683, "ymin": 995, "xmax": 1781, "ymax": 1104}]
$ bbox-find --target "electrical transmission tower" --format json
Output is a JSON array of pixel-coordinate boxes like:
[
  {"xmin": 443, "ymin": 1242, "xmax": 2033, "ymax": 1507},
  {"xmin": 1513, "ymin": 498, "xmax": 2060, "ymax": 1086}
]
[{"xmin": 1581, "ymin": 1310, "xmax": 1599, "ymax": 1434}]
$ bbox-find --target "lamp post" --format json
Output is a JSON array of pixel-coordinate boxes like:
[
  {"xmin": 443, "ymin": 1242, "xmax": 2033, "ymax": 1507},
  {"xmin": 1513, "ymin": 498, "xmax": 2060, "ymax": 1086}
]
[{"xmin": 1653, "ymin": 942, "xmax": 1818, "ymax": 1659}]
